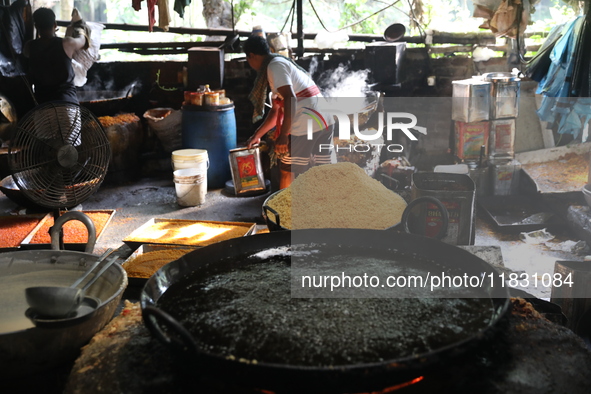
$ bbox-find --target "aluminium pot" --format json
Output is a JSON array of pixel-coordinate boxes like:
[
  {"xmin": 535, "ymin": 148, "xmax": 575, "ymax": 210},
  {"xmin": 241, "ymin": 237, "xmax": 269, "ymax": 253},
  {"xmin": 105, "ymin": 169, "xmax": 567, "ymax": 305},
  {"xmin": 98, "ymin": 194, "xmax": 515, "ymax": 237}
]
[
  {"xmin": 0, "ymin": 212, "xmax": 128, "ymax": 378},
  {"xmin": 141, "ymin": 228, "xmax": 510, "ymax": 393}
]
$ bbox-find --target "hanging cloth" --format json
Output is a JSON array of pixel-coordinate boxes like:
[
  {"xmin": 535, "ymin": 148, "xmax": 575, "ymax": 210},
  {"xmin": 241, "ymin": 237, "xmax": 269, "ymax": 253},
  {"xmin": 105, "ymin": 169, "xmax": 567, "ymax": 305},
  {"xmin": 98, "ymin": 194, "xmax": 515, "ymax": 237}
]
[
  {"xmin": 535, "ymin": 17, "xmax": 583, "ymax": 98},
  {"xmin": 157, "ymin": 0, "xmax": 171, "ymax": 32},
  {"xmin": 174, "ymin": 0, "xmax": 191, "ymax": 18},
  {"xmin": 147, "ymin": 0, "xmax": 157, "ymax": 32},
  {"xmin": 533, "ymin": 16, "xmax": 591, "ymax": 140},
  {"xmin": 0, "ymin": 0, "xmax": 28, "ymax": 77},
  {"xmin": 524, "ymin": 22, "xmax": 565, "ymax": 82}
]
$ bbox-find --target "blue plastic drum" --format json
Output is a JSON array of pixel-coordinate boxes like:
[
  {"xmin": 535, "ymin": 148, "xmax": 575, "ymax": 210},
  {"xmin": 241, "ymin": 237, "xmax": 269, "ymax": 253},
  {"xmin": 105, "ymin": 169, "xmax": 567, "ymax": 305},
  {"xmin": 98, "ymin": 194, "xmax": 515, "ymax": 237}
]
[{"xmin": 181, "ymin": 103, "xmax": 237, "ymax": 189}]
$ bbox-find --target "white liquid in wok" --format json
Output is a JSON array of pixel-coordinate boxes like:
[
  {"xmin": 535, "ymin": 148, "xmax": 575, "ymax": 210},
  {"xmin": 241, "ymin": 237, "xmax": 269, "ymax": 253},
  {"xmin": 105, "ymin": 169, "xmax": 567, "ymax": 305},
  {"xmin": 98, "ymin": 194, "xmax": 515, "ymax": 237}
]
[
  {"xmin": 0, "ymin": 252, "xmax": 115, "ymax": 334},
  {"xmin": 0, "ymin": 267, "xmax": 90, "ymax": 333}
]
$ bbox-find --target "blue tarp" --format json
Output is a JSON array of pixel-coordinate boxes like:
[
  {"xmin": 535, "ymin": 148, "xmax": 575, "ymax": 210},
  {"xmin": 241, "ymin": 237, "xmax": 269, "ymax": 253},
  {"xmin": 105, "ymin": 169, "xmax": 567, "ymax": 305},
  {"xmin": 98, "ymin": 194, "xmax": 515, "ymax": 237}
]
[{"xmin": 535, "ymin": 16, "xmax": 591, "ymax": 140}]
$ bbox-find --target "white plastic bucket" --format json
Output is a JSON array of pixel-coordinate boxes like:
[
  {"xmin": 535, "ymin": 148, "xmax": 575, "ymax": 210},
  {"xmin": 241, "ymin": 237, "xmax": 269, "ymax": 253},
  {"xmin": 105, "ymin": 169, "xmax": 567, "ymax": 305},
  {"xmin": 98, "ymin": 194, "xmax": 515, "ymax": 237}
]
[
  {"xmin": 173, "ymin": 168, "xmax": 207, "ymax": 206},
  {"xmin": 172, "ymin": 149, "xmax": 209, "ymax": 171}
]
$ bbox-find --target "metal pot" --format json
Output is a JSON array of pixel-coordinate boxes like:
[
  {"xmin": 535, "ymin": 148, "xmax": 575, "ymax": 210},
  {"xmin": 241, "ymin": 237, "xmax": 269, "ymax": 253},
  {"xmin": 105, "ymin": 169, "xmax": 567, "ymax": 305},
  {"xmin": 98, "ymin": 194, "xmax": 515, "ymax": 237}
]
[
  {"xmin": 0, "ymin": 212, "xmax": 128, "ymax": 378},
  {"xmin": 141, "ymin": 229, "xmax": 509, "ymax": 393},
  {"xmin": 77, "ymin": 84, "xmax": 135, "ymax": 117},
  {"xmin": 262, "ymin": 190, "xmax": 450, "ymax": 239}
]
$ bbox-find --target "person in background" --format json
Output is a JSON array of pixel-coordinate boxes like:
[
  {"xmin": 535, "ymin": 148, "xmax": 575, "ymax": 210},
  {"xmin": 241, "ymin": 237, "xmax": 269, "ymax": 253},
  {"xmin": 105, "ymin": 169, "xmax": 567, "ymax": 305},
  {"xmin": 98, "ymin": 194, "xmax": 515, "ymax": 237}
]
[
  {"xmin": 23, "ymin": 7, "xmax": 88, "ymax": 105},
  {"xmin": 244, "ymin": 35, "xmax": 334, "ymax": 190}
]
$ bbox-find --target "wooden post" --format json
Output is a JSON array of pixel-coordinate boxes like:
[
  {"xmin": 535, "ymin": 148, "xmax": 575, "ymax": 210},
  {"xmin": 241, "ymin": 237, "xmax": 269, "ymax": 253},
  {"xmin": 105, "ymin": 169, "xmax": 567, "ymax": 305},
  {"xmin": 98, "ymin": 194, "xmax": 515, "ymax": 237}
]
[
  {"xmin": 296, "ymin": 0, "xmax": 303, "ymax": 57},
  {"xmin": 60, "ymin": 0, "xmax": 73, "ymax": 21}
]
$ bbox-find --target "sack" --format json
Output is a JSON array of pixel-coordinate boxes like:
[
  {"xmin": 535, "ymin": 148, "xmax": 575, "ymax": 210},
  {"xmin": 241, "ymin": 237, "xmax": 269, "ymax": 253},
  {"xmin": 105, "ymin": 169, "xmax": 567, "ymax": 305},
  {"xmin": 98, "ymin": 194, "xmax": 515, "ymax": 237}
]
[
  {"xmin": 65, "ymin": 8, "xmax": 104, "ymax": 87},
  {"xmin": 143, "ymin": 108, "xmax": 182, "ymax": 153}
]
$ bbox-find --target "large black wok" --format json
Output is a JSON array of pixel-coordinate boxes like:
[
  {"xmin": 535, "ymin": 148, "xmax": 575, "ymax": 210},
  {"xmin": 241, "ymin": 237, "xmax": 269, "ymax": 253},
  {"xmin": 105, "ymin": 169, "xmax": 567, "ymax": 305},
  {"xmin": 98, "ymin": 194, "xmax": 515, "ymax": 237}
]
[
  {"xmin": 141, "ymin": 229, "xmax": 509, "ymax": 393},
  {"xmin": 77, "ymin": 84, "xmax": 135, "ymax": 117}
]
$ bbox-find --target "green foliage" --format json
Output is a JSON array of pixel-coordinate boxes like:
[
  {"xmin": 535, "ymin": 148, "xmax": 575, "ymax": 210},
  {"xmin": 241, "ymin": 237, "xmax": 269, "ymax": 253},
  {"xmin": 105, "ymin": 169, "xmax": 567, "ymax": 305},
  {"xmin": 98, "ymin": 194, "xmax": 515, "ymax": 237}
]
[
  {"xmin": 230, "ymin": 0, "xmax": 256, "ymax": 22},
  {"xmin": 339, "ymin": 0, "xmax": 379, "ymax": 34},
  {"xmin": 105, "ymin": 0, "xmax": 142, "ymax": 24}
]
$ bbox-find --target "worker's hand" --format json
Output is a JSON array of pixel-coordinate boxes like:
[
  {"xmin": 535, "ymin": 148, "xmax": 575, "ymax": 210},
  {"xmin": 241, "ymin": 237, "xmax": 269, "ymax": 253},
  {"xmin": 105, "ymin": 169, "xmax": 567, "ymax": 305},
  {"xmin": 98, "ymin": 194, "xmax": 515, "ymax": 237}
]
[
  {"xmin": 275, "ymin": 134, "xmax": 289, "ymax": 155},
  {"xmin": 71, "ymin": 19, "xmax": 88, "ymax": 29},
  {"xmin": 247, "ymin": 135, "xmax": 260, "ymax": 149},
  {"xmin": 71, "ymin": 20, "xmax": 91, "ymax": 50}
]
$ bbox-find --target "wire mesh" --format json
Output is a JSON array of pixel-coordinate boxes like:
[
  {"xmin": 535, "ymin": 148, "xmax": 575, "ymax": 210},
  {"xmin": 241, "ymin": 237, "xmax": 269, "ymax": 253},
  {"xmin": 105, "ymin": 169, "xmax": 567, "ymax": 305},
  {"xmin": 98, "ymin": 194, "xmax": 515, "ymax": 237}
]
[{"xmin": 8, "ymin": 101, "xmax": 111, "ymax": 209}]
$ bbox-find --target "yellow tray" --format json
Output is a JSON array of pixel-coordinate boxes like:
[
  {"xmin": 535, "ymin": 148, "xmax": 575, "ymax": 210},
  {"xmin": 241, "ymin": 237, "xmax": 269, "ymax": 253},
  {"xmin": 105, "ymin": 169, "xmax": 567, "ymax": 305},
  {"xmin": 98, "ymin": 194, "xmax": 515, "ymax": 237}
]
[
  {"xmin": 122, "ymin": 244, "xmax": 198, "ymax": 286},
  {"xmin": 122, "ymin": 218, "xmax": 256, "ymax": 251}
]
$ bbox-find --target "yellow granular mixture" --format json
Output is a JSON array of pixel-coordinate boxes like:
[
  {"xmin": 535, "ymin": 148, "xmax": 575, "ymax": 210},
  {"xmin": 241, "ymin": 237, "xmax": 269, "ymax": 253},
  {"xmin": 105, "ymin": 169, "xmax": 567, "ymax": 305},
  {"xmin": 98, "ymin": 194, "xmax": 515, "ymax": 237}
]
[
  {"xmin": 521, "ymin": 152, "xmax": 589, "ymax": 193},
  {"xmin": 126, "ymin": 221, "xmax": 252, "ymax": 246},
  {"xmin": 98, "ymin": 113, "xmax": 140, "ymax": 128},
  {"xmin": 123, "ymin": 248, "xmax": 194, "ymax": 278},
  {"xmin": 267, "ymin": 162, "xmax": 407, "ymax": 230}
]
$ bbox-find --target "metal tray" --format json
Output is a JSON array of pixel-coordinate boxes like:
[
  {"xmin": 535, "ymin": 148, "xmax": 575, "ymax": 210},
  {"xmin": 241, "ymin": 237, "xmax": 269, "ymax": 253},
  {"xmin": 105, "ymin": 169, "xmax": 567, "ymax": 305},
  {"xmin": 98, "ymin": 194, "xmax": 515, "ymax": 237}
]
[
  {"xmin": 0, "ymin": 213, "xmax": 50, "ymax": 251},
  {"xmin": 478, "ymin": 195, "xmax": 555, "ymax": 232},
  {"xmin": 122, "ymin": 218, "xmax": 257, "ymax": 252},
  {"xmin": 122, "ymin": 244, "xmax": 198, "ymax": 287},
  {"xmin": 20, "ymin": 210, "xmax": 116, "ymax": 251},
  {"xmin": 516, "ymin": 142, "xmax": 591, "ymax": 196}
]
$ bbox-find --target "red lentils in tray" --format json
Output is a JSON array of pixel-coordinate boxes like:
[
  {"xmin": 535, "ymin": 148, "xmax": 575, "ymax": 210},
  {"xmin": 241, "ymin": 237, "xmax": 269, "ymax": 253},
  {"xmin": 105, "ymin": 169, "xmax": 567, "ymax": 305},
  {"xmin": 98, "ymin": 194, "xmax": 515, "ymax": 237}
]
[
  {"xmin": 0, "ymin": 216, "xmax": 43, "ymax": 248},
  {"xmin": 30, "ymin": 212, "xmax": 112, "ymax": 244}
]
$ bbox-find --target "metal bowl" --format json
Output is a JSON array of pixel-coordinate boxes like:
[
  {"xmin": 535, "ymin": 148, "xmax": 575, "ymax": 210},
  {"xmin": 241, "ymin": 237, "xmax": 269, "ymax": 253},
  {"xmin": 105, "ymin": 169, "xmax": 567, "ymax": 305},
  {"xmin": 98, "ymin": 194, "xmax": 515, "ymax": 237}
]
[
  {"xmin": 0, "ymin": 250, "xmax": 127, "ymax": 377},
  {"xmin": 0, "ymin": 175, "xmax": 43, "ymax": 210},
  {"xmin": 384, "ymin": 23, "xmax": 406, "ymax": 42},
  {"xmin": 482, "ymin": 72, "xmax": 521, "ymax": 83}
]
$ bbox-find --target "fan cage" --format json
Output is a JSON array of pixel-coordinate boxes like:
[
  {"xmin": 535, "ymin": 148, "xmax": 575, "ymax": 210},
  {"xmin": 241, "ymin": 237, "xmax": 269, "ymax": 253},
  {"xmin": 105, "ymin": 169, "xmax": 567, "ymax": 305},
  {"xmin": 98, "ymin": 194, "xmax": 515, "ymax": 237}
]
[{"xmin": 8, "ymin": 101, "xmax": 111, "ymax": 209}]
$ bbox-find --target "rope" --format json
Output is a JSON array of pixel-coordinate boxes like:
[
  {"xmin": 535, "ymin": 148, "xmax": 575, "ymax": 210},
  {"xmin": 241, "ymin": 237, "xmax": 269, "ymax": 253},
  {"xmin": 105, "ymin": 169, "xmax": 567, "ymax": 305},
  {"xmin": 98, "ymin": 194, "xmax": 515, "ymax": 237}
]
[
  {"xmin": 280, "ymin": 0, "xmax": 296, "ymax": 34},
  {"xmin": 308, "ymin": 0, "xmax": 404, "ymax": 33}
]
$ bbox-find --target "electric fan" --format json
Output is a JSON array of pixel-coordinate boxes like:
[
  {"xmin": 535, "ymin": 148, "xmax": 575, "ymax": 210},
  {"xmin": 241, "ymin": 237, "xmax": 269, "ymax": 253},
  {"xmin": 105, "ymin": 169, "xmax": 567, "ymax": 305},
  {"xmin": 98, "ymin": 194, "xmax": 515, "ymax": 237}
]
[{"xmin": 7, "ymin": 101, "xmax": 110, "ymax": 210}]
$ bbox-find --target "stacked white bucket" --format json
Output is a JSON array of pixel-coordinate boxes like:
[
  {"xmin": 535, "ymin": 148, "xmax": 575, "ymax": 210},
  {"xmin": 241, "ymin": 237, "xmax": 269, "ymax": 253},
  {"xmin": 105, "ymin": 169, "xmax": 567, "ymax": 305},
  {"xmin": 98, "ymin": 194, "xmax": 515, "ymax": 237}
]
[{"xmin": 171, "ymin": 149, "xmax": 209, "ymax": 206}]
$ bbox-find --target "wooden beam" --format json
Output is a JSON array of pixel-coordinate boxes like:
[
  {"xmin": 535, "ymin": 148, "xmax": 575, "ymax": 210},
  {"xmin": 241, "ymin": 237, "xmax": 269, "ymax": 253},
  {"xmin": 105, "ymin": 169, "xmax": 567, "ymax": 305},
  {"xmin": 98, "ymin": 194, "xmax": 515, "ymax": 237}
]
[
  {"xmin": 428, "ymin": 44, "xmax": 541, "ymax": 54},
  {"xmin": 100, "ymin": 42, "xmax": 221, "ymax": 49},
  {"xmin": 430, "ymin": 30, "xmax": 496, "ymax": 45},
  {"xmin": 57, "ymin": 19, "xmax": 547, "ymax": 51}
]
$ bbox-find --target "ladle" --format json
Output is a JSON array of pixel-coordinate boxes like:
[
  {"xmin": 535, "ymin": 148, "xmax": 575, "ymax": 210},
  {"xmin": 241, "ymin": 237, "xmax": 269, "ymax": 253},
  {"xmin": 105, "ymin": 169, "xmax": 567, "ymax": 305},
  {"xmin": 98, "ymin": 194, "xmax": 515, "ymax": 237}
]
[{"xmin": 25, "ymin": 249, "xmax": 118, "ymax": 318}]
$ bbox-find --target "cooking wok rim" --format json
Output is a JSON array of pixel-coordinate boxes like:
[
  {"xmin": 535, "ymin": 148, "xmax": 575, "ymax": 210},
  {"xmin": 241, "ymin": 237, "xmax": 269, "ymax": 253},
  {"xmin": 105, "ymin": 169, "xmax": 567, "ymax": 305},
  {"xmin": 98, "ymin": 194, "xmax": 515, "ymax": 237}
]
[{"xmin": 140, "ymin": 228, "xmax": 511, "ymax": 373}]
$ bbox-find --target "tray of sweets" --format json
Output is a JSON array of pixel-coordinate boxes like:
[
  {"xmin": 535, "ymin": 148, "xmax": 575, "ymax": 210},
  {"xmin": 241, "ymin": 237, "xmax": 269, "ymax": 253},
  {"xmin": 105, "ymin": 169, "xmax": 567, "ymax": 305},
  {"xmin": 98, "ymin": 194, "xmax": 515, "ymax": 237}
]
[
  {"xmin": 122, "ymin": 218, "xmax": 256, "ymax": 251},
  {"xmin": 478, "ymin": 195, "xmax": 557, "ymax": 233},
  {"xmin": 0, "ymin": 213, "xmax": 50, "ymax": 251},
  {"xmin": 20, "ymin": 210, "xmax": 116, "ymax": 251},
  {"xmin": 517, "ymin": 143, "xmax": 591, "ymax": 196},
  {"xmin": 122, "ymin": 244, "xmax": 198, "ymax": 286}
]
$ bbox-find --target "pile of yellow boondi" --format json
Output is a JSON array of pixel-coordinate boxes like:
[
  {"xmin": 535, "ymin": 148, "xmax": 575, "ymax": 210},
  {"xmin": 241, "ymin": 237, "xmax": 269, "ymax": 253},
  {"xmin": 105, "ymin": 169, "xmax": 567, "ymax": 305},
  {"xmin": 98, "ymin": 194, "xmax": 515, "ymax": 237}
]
[{"xmin": 267, "ymin": 162, "xmax": 407, "ymax": 229}]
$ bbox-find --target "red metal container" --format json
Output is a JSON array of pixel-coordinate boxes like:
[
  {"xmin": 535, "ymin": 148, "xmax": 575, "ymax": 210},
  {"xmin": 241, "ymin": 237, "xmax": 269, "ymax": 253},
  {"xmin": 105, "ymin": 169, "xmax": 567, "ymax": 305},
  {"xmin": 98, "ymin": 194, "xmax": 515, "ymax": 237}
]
[{"xmin": 454, "ymin": 120, "xmax": 490, "ymax": 162}]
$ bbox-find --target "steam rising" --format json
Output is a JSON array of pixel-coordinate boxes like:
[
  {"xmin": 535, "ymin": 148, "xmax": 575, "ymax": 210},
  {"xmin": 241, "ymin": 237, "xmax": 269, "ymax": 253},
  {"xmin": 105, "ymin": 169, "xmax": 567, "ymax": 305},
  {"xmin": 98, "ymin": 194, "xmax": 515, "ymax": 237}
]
[
  {"xmin": 317, "ymin": 64, "xmax": 371, "ymax": 99},
  {"xmin": 77, "ymin": 79, "xmax": 142, "ymax": 101}
]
